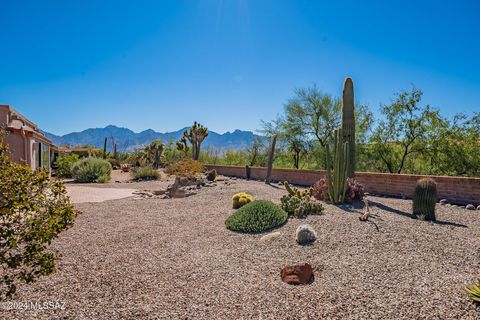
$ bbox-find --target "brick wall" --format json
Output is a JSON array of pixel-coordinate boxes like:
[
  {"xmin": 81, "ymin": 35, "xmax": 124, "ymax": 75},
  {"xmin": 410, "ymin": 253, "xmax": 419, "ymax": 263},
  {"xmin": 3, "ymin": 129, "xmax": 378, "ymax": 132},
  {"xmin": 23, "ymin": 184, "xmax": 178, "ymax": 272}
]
[{"xmin": 205, "ymin": 165, "xmax": 480, "ymax": 205}]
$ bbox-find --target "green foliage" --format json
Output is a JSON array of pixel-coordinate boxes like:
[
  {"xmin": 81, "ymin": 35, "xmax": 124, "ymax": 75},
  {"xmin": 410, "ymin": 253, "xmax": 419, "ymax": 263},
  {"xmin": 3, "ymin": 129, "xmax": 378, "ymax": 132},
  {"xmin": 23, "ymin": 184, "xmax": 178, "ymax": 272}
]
[
  {"xmin": 0, "ymin": 133, "xmax": 79, "ymax": 297},
  {"xmin": 281, "ymin": 182, "xmax": 323, "ymax": 218},
  {"xmin": 412, "ymin": 178, "xmax": 437, "ymax": 221},
  {"xmin": 71, "ymin": 157, "xmax": 112, "ymax": 183},
  {"xmin": 131, "ymin": 166, "xmax": 160, "ymax": 181},
  {"xmin": 369, "ymin": 87, "xmax": 443, "ymax": 174},
  {"xmin": 54, "ymin": 153, "xmax": 79, "ymax": 178},
  {"xmin": 466, "ymin": 278, "xmax": 480, "ymax": 303},
  {"xmin": 232, "ymin": 192, "xmax": 253, "ymax": 209},
  {"xmin": 225, "ymin": 200, "xmax": 287, "ymax": 233}
]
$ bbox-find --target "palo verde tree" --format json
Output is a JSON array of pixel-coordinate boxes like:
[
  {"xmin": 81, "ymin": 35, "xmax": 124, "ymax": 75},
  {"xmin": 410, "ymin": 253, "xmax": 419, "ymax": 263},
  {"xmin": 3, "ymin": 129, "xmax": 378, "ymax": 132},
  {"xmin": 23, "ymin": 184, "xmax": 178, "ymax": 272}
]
[
  {"xmin": 176, "ymin": 121, "xmax": 209, "ymax": 160},
  {"xmin": 369, "ymin": 87, "xmax": 443, "ymax": 174},
  {"xmin": 0, "ymin": 131, "xmax": 79, "ymax": 297}
]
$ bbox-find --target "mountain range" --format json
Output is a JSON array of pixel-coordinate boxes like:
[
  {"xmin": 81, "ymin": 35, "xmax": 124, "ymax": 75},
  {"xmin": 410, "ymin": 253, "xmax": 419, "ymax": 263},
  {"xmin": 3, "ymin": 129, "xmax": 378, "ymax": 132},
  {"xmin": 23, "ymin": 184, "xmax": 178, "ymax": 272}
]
[{"xmin": 43, "ymin": 125, "xmax": 262, "ymax": 152}]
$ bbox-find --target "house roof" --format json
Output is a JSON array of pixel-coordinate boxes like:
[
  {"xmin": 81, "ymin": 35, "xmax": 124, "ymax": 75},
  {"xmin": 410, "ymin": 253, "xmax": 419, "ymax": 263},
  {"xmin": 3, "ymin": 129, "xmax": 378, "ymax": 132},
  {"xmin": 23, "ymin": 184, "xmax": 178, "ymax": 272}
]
[{"xmin": 0, "ymin": 104, "xmax": 54, "ymax": 146}]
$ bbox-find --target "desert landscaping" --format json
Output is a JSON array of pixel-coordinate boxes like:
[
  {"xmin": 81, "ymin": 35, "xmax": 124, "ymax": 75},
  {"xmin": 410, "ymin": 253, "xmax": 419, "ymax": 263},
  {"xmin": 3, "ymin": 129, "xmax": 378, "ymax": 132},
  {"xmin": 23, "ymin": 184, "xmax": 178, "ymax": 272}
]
[{"xmin": 3, "ymin": 168, "xmax": 479, "ymax": 319}]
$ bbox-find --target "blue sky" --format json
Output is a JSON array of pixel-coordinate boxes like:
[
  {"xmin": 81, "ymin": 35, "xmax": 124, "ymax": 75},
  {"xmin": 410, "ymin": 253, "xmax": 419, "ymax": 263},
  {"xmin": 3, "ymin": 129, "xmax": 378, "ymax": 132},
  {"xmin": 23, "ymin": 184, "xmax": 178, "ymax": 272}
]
[{"xmin": 1, "ymin": 0, "xmax": 479, "ymax": 135}]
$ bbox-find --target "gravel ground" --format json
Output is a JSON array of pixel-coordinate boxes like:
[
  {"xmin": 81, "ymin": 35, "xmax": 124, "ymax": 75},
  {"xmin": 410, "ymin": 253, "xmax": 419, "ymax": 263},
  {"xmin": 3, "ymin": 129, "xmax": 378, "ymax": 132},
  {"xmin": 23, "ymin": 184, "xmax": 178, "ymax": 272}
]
[
  {"xmin": 3, "ymin": 178, "xmax": 480, "ymax": 319},
  {"xmin": 66, "ymin": 186, "xmax": 137, "ymax": 203}
]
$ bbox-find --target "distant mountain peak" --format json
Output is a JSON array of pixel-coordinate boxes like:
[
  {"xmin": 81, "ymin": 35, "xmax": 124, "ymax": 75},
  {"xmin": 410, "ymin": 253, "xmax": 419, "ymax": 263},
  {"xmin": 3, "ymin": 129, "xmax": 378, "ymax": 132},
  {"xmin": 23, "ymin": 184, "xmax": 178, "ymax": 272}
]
[{"xmin": 43, "ymin": 125, "xmax": 262, "ymax": 152}]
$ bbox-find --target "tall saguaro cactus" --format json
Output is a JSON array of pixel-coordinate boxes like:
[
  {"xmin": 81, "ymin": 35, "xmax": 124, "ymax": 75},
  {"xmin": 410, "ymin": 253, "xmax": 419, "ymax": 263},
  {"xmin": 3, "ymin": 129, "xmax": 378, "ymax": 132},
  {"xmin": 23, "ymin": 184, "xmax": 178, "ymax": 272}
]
[
  {"xmin": 342, "ymin": 77, "xmax": 355, "ymax": 178},
  {"xmin": 326, "ymin": 128, "xmax": 350, "ymax": 203}
]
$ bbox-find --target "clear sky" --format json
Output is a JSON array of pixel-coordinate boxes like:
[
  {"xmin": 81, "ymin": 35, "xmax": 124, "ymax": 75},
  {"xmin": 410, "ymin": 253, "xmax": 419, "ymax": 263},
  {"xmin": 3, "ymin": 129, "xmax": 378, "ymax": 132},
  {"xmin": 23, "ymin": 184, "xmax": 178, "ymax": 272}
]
[{"xmin": 1, "ymin": 0, "xmax": 479, "ymax": 135}]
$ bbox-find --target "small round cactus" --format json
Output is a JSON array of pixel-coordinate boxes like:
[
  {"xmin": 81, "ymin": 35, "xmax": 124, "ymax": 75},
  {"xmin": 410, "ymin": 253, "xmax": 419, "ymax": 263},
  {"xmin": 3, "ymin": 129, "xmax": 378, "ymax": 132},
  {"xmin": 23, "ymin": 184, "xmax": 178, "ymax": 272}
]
[
  {"xmin": 295, "ymin": 224, "xmax": 317, "ymax": 245},
  {"xmin": 232, "ymin": 192, "xmax": 253, "ymax": 209}
]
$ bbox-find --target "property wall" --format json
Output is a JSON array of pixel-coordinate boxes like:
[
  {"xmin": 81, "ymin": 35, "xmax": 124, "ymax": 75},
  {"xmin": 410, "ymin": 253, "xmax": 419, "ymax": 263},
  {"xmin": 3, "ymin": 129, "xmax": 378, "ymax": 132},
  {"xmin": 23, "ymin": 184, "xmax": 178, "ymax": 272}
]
[{"xmin": 205, "ymin": 165, "xmax": 480, "ymax": 205}]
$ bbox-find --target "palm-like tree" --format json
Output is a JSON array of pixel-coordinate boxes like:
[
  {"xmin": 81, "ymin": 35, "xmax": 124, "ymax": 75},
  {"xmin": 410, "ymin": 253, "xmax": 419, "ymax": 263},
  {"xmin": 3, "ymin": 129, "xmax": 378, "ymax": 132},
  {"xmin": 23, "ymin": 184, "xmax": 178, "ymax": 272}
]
[{"xmin": 144, "ymin": 140, "xmax": 164, "ymax": 169}]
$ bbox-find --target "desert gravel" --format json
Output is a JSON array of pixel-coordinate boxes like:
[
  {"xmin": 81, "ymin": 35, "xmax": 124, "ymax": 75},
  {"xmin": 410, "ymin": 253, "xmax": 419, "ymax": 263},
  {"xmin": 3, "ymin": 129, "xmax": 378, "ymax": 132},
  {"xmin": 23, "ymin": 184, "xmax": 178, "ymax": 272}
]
[{"xmin": 3, "ymin": 177, "xmax": 480, "ymax": 319}]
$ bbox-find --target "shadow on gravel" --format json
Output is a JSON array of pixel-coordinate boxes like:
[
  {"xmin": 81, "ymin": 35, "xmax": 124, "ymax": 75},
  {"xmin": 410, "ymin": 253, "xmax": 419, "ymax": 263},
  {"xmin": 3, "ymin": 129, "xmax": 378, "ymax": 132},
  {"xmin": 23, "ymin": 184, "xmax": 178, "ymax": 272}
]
[{"xmin": 369, "ymin": 200, "xmax": 467, "ymax": 228}]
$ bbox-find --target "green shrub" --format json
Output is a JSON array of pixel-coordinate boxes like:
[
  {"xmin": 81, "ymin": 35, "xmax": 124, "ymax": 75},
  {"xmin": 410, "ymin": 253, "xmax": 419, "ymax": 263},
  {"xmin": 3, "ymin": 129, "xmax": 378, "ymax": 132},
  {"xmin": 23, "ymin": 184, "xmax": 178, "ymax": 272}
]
[
  {"xmin": 0, "ymin": 132, "xmax": 79, "ymax": 297},
  {"xmin": 54, "ymin": 153, "xmax": 79, "ymax": 178},
  {"xmin": 131, "ymin": 166, "xmax": 160, "ymax": 181},
  {"xmin": 71, "ymin": 157, "xmax": 112, "ymax": 183},
  {"xmin": 225, "ymin": 200, "xmax": 287, "ymax": 233}
]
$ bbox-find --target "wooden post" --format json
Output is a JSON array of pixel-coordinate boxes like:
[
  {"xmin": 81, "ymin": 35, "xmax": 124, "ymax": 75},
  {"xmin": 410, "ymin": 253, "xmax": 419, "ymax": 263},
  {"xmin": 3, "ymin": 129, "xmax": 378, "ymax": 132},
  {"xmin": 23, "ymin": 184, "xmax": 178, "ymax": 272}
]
[
  {"xmin": 265, "ymin": 135, "xmax": 277, "ymax": 184},
  {"xmin": 245, "ymin": 165, "xmax": 251, "ymax": 180}
]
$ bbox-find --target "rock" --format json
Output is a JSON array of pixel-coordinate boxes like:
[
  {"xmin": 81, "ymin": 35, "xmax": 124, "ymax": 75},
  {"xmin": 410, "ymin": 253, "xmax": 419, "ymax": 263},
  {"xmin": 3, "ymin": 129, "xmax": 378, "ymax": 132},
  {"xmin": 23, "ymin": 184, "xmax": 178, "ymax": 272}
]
[
  {"xmin": 439, "ymin": 199, "xmax": 448, "ymax": 205},
  {"xmin": 295, "ymin": 224, "xmax": 317, "ymax": 245},
  {"xmin": 206, "ymin": 169, "xmax": 217, "ymax": 181},
  {"xmin": 466, "ymin": 204, "xmax": 476, "ymax": 210},
  {"xmin": 260, "ymin": 232, "xmax": 281, "ymax": 241},
  {"xmin": 477, "ymin": 205, "xmax": 480, "ymax": 210},
  {"xmin": 280, "ymin": 263, "xmax": 314, "ymax": 285},
  {"xmin": 172, "ymin": 189, "xmax": 186, "ymax": 198},
  {"xmin": 152, "ymin": 190, "xmax": 166, "ymax": 196}
]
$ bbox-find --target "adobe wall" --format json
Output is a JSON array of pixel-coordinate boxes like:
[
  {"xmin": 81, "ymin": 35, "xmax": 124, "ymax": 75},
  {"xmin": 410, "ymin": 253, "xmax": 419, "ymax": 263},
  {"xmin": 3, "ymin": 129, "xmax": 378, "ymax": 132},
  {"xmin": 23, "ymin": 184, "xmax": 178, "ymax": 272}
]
[{"xmin": 205, "ymin": 165, "xmax": 480, "ymax": 205}]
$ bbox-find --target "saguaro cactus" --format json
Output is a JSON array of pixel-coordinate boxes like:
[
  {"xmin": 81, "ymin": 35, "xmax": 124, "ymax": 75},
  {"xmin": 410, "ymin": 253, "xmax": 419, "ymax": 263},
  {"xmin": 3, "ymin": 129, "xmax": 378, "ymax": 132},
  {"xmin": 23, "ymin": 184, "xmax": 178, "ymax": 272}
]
[
  {"xmin": 326, "ymin": 128, "xmax": 350, "ymax": 203},
  {"xmin": 103, "ymin": 137, "xmax": 107, "ymax": 159},
  {"xmin": 342, "ymin": 77, "xmax": 355, "ymax": 178}
]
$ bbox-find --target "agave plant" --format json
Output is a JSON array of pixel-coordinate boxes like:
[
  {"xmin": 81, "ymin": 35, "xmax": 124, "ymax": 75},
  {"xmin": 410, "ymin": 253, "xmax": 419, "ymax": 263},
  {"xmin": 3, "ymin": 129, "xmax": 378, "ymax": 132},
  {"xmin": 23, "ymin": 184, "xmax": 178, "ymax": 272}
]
[{"xmin": 466, "ymin": 278, "xmax": 480, "ymax": 303}]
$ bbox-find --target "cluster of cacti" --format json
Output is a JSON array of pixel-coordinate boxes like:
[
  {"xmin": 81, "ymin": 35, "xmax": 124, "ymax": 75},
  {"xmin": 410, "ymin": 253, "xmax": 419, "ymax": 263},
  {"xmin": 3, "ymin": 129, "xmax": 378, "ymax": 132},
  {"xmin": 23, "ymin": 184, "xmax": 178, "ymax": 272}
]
[
  {"xmin": 466, "ymin": 278, "xmax": 480, "ymax": 303},
  {"xmin": 325, "ymin": 128, "xmax": 350, "ymax": 203},
  {"xmin": 324, "ymin": 77, "xmax": 356, "ymax": 204},
  {"xmin": 282, "ymin": 181, "xmax": 322, "ymax": 218},
  {"xmin": 412, "ymin": 178, "xmax": 437, "ymax": 221},
  {"xmin": 295, "ymin": 224, "xmax": 317, "ymax": 245},
  {"xmin": 284, "ymin": 181, "xmax": 313, "ymax": 198},
  {"xmin": 232, "ymin": 192, "xmax": 253, "ymax": 209},
  {"xmin": 176, "ymin": 121, "xmax": 208, "ymax": 160}
]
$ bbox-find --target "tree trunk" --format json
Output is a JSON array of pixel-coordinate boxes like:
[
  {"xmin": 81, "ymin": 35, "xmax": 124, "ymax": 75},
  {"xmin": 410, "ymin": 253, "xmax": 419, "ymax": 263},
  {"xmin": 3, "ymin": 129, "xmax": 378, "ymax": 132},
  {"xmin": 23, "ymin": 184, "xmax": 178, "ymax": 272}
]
[{"xmin": 265, "ymin": 135, "xmax": 277, "ymax": 184}]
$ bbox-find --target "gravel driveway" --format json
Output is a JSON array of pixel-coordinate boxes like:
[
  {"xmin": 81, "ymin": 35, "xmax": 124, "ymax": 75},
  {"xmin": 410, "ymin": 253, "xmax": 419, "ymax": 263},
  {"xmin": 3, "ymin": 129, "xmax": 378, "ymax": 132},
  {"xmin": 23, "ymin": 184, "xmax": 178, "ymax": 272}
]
[{"xmin": 4, "ymin": 178, "xmax": 480, "ymax": 319}]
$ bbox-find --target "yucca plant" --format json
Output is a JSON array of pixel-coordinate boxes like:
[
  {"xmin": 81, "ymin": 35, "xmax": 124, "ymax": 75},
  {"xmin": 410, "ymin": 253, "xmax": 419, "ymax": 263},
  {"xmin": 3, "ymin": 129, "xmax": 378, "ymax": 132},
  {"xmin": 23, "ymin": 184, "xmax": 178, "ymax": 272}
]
[
  {"xmin": 466, "ymin": 278, "xmax": 480, "ymax": 303},
  {"xmin": 412, "ymin": 178, "xmax": 437, "ymax": 221}
]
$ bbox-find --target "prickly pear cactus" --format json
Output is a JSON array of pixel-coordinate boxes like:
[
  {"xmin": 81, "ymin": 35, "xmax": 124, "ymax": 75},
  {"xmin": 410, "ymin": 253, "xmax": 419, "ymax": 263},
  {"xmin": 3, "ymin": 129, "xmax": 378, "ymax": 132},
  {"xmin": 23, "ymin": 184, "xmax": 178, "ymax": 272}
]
[{"xmin": 413, "ymin": 178, "xmax": 437, "ymax": 221}]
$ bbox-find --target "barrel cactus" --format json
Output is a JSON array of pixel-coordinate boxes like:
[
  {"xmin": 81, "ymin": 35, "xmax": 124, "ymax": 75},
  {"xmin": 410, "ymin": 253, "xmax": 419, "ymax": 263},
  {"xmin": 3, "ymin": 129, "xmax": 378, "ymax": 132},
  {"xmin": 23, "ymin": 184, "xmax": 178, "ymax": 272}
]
[
  {"xmin": 232, "ymin": 192, "xmax": 253, "ymax": 209},
  {"xmin": 412, "ymin": 178, "xmax": 437, "ymax": 221},
  {"xmin": 295, "ymin": 224, "xmax": 317, "ymax": 245}
]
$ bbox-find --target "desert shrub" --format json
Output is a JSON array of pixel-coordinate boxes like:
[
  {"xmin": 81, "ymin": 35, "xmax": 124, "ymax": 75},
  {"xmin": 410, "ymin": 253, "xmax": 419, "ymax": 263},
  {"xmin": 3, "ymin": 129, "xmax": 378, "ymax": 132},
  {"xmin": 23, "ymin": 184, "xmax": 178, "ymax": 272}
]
[
  {"xmin": 225, "ymin": 200, "xmax": 287, "ymax": 233},
  {"xmin": 312, "ymin": 178, "xmax": 365, "ymax": 203},
  {"xmin": 131, "ymin": 166, "xmax": 160, "ymax": 181},
  {"xmin": 0, "ymin": 133, "xmax": 79, "ymax": 297},
  {"xmin": 108, "ymin": 158, "xmax": 121, "ymax": 170},
  {"xmin": 412, "ymin": 178, "xmax": 437, "ymax": 221},
  {"xmin": 165, "ymin": 158, "xmax": 204, "ymax": 176},
  {"xmin": 54, "ymin": 153, "xmax": 79, "ymax": 178},
  {"xmin": 232, "ymin": 192, "xmax": 253, "ymax": 209},
  {"xmin": 71, "ymin": 157, "xmax": 112, "ymax": 183}
]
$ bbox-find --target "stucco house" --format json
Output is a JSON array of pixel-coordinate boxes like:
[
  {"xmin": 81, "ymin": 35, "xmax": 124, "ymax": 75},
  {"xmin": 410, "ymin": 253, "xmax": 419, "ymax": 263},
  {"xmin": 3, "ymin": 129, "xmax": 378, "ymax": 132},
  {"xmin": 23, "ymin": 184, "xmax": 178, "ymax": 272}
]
[{"xmin": 0, "ymin": 104, "xmax": 58, "ymax": 172}]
